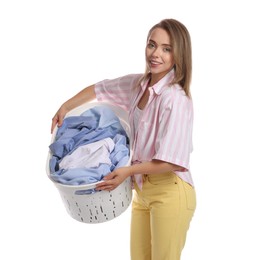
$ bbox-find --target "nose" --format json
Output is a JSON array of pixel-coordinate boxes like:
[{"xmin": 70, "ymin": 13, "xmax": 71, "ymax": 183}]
[{"xmin": 152, "ymin": 47, "xmax": 161, "ymax": 57}]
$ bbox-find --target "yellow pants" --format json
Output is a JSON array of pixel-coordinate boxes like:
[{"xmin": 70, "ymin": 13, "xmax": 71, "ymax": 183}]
[{"xmin": 130, "ymin": 172, "xmax": 196, "ymax": 260}]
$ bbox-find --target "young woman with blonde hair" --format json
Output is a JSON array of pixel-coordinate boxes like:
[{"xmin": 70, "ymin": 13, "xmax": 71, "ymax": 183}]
[{"xmin": 51, "ymin": 18, "xmax": 196, "ymax": 260}]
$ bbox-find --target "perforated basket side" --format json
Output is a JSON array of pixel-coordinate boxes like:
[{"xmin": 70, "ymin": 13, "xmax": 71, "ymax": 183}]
[{"xmin": 54, "ymin": 177, "xmax": 132, "ymax": 223}]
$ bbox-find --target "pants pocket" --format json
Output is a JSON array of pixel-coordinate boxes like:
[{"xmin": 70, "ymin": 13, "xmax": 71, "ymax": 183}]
[
  {"xmin": 183, "ymin": 181, "xmax": 196, "ymax": 210},
  {"xmin": 147, "ymin": 172, "xmax": 177, "ymax": 185}
]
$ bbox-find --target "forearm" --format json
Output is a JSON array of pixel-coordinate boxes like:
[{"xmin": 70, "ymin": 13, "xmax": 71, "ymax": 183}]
[
  {"xmin": 127, "ymin": 159, "xmax": 184, "ymax": 177},
  {"xmin": 98, "ymin": 159, "xmax": 184, "ymax": 191},
  {"xmin": 62, "ymin": 84, "xmax": 96, "ymax": 111}
]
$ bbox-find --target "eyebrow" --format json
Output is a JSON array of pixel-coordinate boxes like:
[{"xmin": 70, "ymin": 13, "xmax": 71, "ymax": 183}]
[{"xmin": 148, "ymin": 39, "xmax": 171, "ymax": 47}]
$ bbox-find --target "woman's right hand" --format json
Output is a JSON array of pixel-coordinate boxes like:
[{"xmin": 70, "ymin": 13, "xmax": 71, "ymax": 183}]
[{"xmin": 51, "ymin": 104, "xmax": 69, "ymax": 134}]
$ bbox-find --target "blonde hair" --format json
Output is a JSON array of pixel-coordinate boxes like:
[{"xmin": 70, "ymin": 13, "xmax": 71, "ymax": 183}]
[{"xmin": 141, "ymin": 18, "xmax": 192, "ymax": 97}]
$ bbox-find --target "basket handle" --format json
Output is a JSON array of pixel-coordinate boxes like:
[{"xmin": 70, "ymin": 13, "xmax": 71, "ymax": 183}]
[{"xmin": 74, "ymin": 180, "xmax": 104, "ymax": 195}]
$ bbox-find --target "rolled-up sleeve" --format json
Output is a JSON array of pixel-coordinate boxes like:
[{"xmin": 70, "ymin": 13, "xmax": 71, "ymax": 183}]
[{"xmin": 94, "ymin": 74, "xmax": 142, "ymax": 112}]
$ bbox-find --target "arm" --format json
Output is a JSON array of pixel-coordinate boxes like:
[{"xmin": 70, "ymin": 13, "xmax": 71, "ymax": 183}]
[
  {"xmin": 95, "ymin": 159, "xmax": 184, "ymax": 191},
  {"xmin": 129, "ymin": 159, "xmax": 184, "ymax": 175},
  {"xmin": 51, "ymin": 84, "xmax": 96, "ymax": 133}
]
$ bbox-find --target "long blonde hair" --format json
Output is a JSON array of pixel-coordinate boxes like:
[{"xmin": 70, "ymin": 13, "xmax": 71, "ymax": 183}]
[{"xmin": 141, "ymin": 19, "xmax": 192, "ymax": 97}]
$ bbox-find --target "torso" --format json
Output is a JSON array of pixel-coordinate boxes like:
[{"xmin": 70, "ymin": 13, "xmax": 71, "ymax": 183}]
[{"xmin": 138, "ymin": 87, "xmax": 150, "ymax": 110}]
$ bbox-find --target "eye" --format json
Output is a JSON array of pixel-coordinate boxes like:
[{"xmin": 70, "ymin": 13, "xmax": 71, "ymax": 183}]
[
  {"xmin": 147, "ymin": 42, "xmax": 155, "ymax": 49},
  {"xmin": 163, "ymin": 47, "xmax": 172, "ymax": 52}
]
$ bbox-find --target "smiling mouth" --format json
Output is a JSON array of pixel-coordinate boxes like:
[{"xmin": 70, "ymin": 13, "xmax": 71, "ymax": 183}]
[{"xmin": 150, "ymin": 60, "xmax": 162, "ymax": 66}]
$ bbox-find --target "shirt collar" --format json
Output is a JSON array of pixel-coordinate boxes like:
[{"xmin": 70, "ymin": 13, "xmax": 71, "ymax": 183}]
[{"xmin": 141, "ymin": 69, "xmax": 175, "ymax": 95}]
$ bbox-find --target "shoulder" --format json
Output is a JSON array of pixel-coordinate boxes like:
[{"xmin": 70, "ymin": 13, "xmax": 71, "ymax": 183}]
[
  {"xmin": 119, "ymin": 73, "xmax": 143, "ymax": 84},
  {"xmin": 160, "ymin": 84, "xmax": 193, "ymax": 114},
  {"xmin": 161, "ymin": 83, "xmax": 192, "ymax": 103},
  {"xmin": 99, "ymin": 73, "xmax": 143, "ymax": 88},
  {"xmin": 107, "ymin": 73, "xmax": 143, "ymax": 83}
]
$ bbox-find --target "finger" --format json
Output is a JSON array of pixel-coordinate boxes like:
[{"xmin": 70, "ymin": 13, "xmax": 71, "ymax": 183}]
[
  {"xmin": 51, "ymin": 116, "xmax": 58, "ymax": 134},
  {"xmin": 96, "ymin": 180, "xmax": 112, "ymax": 188},
  {"xmin": 95, "ymin": 180, "xmax": 116, "ymax": 191},
  {"xmin": 57, "ymin": 115, "xmax": 64, "ymax": 127},
  {"xmin": 51, "ymin": 114, "xmax": 65, "ymax": 134},
  {"xmin": 103, "ymin": 172, "xmax": 115, "ymax": 180},
  {"xmin": 96, "ymin": 185, "xmax": 113, "ymax": 191}
]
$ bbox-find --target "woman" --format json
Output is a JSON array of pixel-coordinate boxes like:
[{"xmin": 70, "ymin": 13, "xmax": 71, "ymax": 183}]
[{"xmin": 51, "ymin": 18, "xmax": 196, "ymax": 260}]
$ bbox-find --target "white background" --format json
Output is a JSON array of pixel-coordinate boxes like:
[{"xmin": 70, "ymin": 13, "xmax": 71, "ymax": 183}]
[{"xmin": 1, "ymin": 0, "xmax": 260, "ymax": 259}]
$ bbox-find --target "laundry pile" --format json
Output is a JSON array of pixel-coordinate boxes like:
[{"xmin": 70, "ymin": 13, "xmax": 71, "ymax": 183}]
[{"xmin": 49, "ymin": 106, "xmax": 130, "ymax": 186}]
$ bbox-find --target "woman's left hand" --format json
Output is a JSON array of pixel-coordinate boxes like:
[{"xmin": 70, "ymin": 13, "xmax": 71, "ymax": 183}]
[{"xmin": 95, "ymin": 167, "xmax": 131, "ymax": 191}]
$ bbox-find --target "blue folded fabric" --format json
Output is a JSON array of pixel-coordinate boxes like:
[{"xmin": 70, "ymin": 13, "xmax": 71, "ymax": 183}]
[
  {"xmin": 49, "ymin": 106, "xmax": 130, "ymax": 188},
  {"xmin": 50, "ymin": 164, "xmax": 112, "ymax": 185}
]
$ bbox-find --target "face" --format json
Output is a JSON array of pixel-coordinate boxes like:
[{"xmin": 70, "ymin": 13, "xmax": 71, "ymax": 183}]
[{"xmin": 146, "ymin": 27, "xmax": 174, "ymax": 83}]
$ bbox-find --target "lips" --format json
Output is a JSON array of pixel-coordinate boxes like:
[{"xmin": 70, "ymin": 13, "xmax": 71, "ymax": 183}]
[
  {"xmin": 150, "ymin": 60, "xmax": 162, "ymax": 65},
  {"xmin": 149, "ymin": 60, "xmax": 163, "ymax": 69}
]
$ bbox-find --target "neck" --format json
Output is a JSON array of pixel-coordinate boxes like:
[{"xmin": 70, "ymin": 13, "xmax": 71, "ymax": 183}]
[{"xmin": 149, "ymin": 72, "xmax": 167, "ymax": 86}]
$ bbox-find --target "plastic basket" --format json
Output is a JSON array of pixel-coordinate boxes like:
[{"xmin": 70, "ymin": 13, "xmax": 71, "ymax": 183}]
[{"xmin": 46, "ymin": 102, "xmax": 133, "ymax": 223}]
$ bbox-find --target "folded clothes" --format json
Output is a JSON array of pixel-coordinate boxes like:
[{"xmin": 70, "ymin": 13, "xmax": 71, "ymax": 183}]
[{"xmin": 49, "ymin": 106, "xmax": 130, "ymax": 187}]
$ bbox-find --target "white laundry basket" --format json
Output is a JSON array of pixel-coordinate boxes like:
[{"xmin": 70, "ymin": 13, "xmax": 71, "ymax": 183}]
[{"xmin": 46, "ymin": 102, "xmax": 133, "ymax": 223}]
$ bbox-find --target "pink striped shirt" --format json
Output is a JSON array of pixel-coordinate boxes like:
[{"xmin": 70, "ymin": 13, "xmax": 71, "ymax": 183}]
[{"xmin": 94, "ymin": 69, "xmax": 194, "ymax": 187}]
